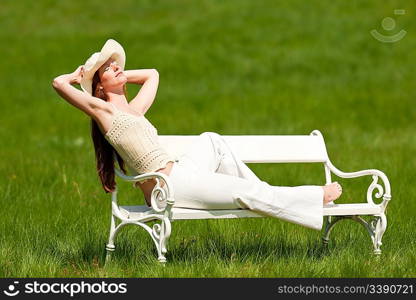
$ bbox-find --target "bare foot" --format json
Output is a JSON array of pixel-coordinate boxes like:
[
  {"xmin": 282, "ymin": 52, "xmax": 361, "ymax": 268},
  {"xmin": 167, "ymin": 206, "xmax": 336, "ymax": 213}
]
[{"xmin": 322, "ymin": 182, "xmax": 342, "ymax": 205}]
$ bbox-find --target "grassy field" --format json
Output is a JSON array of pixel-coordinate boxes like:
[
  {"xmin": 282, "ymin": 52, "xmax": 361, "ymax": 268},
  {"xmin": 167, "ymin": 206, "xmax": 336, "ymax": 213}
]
[{"xmin": 0, "ymin": 0, "xmax": 415, "ymax": 277}]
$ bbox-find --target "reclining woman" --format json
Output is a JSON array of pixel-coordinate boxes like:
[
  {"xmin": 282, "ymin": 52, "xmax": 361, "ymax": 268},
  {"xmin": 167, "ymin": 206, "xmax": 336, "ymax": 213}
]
[{"xmin": 52, "ymin": 39, "xmax": 342, "ymax": 231}]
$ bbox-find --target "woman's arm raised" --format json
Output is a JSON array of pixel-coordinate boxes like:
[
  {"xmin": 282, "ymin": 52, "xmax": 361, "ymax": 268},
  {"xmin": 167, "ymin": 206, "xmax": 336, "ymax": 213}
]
[
  {"xmin": 52, "ymin": 66, "xmax": 108, "ymax": 117},
  {"xmin": 124, "ymin": 69, "xmax": 159, "ymax": 115}
]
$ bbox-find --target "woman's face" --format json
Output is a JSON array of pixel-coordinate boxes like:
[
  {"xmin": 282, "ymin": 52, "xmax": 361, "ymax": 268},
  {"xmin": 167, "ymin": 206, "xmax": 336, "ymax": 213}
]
[{"xmin": 98, "ymin": 59, "xmax": 127, "ymax": 92}]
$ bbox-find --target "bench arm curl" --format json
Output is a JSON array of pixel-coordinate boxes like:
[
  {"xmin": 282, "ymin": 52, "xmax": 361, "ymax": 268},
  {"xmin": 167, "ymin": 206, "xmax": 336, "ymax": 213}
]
[
  {"xmin": 325, "ymin": 159, "xmax": 392, "ymax": 210},
  {"xmin": 311, "ymin": 130, "xmax": 391, "ymax": 211},
  {"xmin": 114, "ymin": 168, "xmax": 175, "ymax": 215}
]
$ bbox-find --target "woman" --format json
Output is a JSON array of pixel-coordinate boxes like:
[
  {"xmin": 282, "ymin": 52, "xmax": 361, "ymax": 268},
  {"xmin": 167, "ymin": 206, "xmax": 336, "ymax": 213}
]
[{"xmin": 52, "ymin": 39, "xmax": 342, "ymax": 231}]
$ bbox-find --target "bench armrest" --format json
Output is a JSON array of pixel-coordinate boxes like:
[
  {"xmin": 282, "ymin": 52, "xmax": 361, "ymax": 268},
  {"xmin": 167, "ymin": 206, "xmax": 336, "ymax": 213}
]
[
  {"xmin": 325, "ymin": 160, "xmax": 392, "ymax": 211},
  {"xmin": 114, "ymin": 167, "xmax": 175, "ymax": 216}
]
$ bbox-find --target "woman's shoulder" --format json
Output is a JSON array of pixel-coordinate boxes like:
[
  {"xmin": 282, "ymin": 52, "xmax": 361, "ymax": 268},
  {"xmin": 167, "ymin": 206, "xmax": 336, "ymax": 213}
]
[
  {"xmin": 95, "ymin": 101, "xmax": 144, "ymax": 121},
  {"xmin": 90, "ymin": 101, "xmax": 118, "ymax": 125},
  {"xmin": 92, "ymin": 101, "xmax": 114, "ymax": 117}
]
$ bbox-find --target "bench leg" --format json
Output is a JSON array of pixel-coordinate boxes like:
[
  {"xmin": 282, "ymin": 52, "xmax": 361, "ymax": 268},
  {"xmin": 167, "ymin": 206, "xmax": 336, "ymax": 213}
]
[
  {"xmin": 322, "ymin": 216, "xmax": 344, "ymax": 245},
  {"xmin": 104, "ymin": 214, "xmax": 172, "ymax": 264},
  {"xmin": 322, "ymin": 214, "xmax": 387, "ymax": 255},
  {"xmin": 371, "ymin": 214, "xmax": 387, "ymax": 255},
  {"xmin": 350, "ymin": 215, "xmax": 387, "ymax": 255},
  {"xmin": 105, "ymin": 214, "xmax": 117, "ymax": 263},
  {"xmin": 151, "ymin": 217, "xmax": 172, "ymax": 263}
]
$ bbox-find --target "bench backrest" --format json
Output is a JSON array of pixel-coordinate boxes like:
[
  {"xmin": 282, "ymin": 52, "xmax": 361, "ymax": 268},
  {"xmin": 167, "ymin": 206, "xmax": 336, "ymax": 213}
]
[{"xmin": 159, "ymin": 134, "xmax": 329, "ymax": 163}]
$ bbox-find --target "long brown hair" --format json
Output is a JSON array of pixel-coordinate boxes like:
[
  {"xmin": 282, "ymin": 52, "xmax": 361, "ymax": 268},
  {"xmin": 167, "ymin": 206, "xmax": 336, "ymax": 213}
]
[{"xmin": 91, "ymin": 72, "xmax": 126, "ymax": 193}]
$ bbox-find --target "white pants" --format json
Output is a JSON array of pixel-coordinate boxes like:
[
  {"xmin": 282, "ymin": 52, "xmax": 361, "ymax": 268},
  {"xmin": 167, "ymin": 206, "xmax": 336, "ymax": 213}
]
[{"xmin": 168, "ymin": 132, "xmax": 324, "ymax": 230}]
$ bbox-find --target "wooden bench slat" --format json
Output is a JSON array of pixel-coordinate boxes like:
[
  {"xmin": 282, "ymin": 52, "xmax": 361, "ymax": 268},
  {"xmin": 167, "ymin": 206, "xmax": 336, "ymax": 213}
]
[
  {"xmin": 120, "ymin": 203, "xmax": 382, "ymax": 221},
  {"xmin": 119, "ymin": 205, "xmax": 263, "ymax": 220},
  {"xmin": 171, "ymin": 207, "xmax": 263, "ymax": 220},
  {"xmin": 323, "ymin": 203, "xmax": 381, "ymax": 216},
  {"xmin": 159, "ymin": 135, "xmax": 329, "ymax": 163}
]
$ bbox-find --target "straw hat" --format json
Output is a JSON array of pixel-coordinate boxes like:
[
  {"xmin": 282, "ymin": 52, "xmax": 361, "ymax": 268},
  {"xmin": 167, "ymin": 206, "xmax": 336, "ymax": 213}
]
[{"xmin": 80, "ymin": 39, "xmax": 126, "ymax": 95}]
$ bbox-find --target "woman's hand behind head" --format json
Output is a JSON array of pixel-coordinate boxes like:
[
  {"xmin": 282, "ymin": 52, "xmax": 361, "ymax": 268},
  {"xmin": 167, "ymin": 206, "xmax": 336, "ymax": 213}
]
[{"xmin": 70, "ymin": 65, "xmax": 84, "ymax": 85}]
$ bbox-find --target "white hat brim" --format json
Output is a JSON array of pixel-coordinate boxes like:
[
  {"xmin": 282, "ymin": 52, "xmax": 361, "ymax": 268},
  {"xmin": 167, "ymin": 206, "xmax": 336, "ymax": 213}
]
[{"xmin": 80, "ymin": 39, "xmax": 126, "ymax": 95}]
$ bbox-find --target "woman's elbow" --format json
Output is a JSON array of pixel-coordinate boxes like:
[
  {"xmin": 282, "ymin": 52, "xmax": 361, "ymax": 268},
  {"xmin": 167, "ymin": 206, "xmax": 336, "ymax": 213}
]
[
  {"xmin": 150, "ymin": 69, "xmax": 159, "ymax": 78},
  {"xmin": 52, "ymin": 77, "xmax": 63, "ymax": 90}
]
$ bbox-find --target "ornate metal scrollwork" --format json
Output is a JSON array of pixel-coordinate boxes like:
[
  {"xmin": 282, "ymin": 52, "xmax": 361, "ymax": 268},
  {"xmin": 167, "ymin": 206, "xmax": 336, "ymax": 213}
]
[
  {"xmin": 151, "ymin": 219, "xmax": 172, "ymax": 261},
  {"xmin": 366, "ymin": 175, "xmax": 384, "ymax": 205},
  {"xmin": 152, "ymin": 223, "xmax": 162, "ymax": 240},
  {"xmin": 106, "ymin": 170, "xmax": 175, "ymax": 263},
  {"xmin": 369, "ymin": 215, "xmax": 387, "ymax": 255},
  {"xmin": 150, "ymin": 178, "xmax": 168, "ymax": 212}
]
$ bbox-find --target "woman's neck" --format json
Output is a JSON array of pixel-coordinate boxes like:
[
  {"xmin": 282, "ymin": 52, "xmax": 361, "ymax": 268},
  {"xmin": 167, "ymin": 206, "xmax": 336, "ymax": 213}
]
[{"xmin": 105, "ymin": 92, "xmax": 128, "ymax": 105}]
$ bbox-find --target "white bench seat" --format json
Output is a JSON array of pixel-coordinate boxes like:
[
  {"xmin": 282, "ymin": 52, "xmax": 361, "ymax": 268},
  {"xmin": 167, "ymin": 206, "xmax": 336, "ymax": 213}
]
[
  {"xmin": 119, "ymin": 203, "xmax": 383, "ymax": 221},
  {"xmin": 119, "ymin": 205, "xmax": 263, "ymax": 220},
  {"xmin": 323, "ymin": 203, "xmax": 382, "ymax": 216},
  {"xmin": 106, "ymin": 130, "xmax": 392, "ymax": 262}
]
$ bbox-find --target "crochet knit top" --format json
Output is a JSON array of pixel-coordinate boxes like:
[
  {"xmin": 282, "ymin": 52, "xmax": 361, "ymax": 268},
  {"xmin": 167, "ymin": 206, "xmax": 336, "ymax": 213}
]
[{"xmin": 104, "ymin": 104, "xmax": 175, "ymax": 175}]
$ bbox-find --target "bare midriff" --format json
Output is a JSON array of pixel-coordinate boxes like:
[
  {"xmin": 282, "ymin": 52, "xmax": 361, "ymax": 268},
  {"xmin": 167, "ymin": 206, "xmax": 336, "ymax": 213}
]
[{"xmin": 135, "ymin": 161, "xmax": 175, "ymax": 206}]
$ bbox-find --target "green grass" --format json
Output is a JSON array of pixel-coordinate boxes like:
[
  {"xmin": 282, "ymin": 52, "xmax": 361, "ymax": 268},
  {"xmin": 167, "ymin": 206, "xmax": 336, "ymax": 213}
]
[{"xmin": 0, "ymin": 0, "xmax": 415, "ymax": 277}]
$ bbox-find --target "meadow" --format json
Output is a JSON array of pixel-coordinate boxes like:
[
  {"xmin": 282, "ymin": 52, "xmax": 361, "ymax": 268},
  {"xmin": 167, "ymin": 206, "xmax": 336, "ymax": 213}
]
[{"xmin": 0, "ymin": 0, "xmax": 415, "ymax": 277}]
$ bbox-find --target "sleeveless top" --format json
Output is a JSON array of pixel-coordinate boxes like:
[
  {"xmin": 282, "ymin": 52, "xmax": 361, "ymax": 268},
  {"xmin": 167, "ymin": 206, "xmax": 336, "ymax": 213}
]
[{"xmin": 104, "ymin": 103, "xmax": 175, "ymax": 175}]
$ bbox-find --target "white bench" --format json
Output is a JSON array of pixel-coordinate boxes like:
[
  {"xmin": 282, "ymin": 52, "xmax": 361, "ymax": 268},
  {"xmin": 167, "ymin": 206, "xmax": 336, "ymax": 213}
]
[{"xmin": 105, "ymin": 130, "xmax": 391, "ymax": 263}]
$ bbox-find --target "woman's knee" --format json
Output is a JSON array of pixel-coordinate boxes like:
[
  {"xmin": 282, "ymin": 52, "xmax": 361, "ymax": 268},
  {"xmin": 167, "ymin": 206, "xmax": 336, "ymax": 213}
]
[
  {"xmin": 200, "ymin": 132, "xmax": 225, "ymax": 154},
  {"xmin": 200, "ymin": 131, "xmax": 222, "ymax": 142}
]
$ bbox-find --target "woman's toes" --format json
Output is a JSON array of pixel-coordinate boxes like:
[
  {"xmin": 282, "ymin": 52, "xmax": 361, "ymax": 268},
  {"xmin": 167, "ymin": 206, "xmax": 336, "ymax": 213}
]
[{"xmin": 322, "ymin": 182, "xmax": 343, "ymax": 204}]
